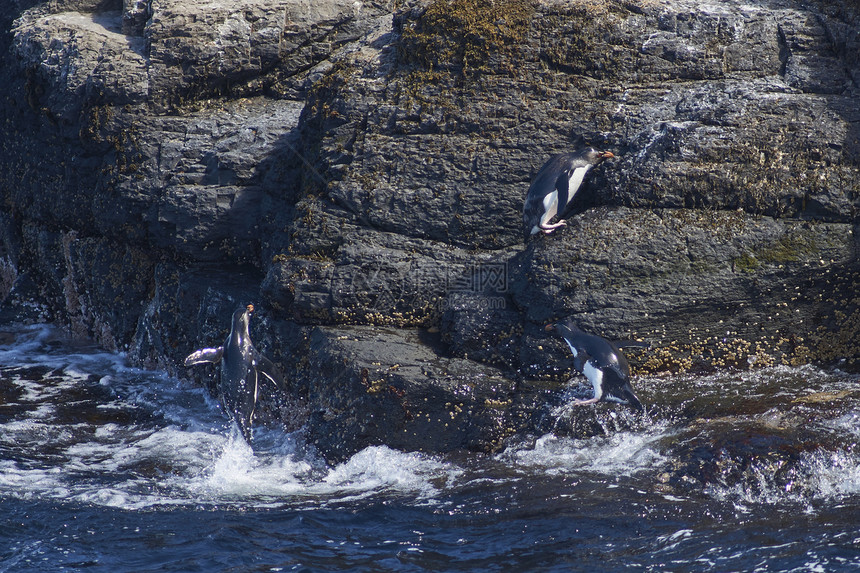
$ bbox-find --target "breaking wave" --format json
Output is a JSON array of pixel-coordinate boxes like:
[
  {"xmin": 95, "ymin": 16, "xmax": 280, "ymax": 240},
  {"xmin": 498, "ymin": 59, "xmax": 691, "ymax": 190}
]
[{"xmin": 0, "ymin": 325, "xmax": 459, "ymax": 511}]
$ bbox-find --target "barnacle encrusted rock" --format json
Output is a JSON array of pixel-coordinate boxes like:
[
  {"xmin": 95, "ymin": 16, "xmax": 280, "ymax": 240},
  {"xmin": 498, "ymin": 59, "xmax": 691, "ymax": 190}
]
[{"xmin": 0, "ymin": 0, "xmax": 857, "ymax": 460}]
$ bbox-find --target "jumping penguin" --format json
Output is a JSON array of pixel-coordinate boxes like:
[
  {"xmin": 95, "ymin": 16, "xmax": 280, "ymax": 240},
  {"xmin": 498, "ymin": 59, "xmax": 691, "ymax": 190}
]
[
  {"xmin": 185, "ymin": 304, "xmax": 287, "ymax": 442},
  {"xmin": 523, "ymin": 148, "xmax": 615, "ymax": 241},
  {"xmin": 545, "ymin": 318, "xmax": 644, "ymax": 412}
]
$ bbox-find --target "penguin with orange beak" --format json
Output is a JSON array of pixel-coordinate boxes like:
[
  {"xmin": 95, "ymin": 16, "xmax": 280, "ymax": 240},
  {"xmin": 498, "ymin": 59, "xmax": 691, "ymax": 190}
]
[
  {"xmin": 185, "ymin": 304, "xmax": 287, "ymax": 442},
  {"xmin": 523, "ymin": 148, "xmax": 615, "ymax": 241},
  {"xmin": 545, "ymin": 318, "xmax": 644, "ymax": 412}
]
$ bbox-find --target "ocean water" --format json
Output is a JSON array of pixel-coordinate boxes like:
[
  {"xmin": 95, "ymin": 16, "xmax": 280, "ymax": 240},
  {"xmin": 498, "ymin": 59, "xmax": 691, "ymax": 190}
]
[{"xmin": 1, "ymin": 324, "xmax": 859, "ymax": 572}]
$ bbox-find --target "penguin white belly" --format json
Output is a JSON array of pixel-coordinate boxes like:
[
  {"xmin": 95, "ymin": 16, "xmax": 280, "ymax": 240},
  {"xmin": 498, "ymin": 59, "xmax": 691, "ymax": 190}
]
[
  {"xmin": 540, "ymin": 191, "xmax": 559, "ymax": 225},
  {"xmin": 565, "ymin": 166, "xmax": 590, "ymax": 207},
  {"xmin": 582, "ymin": 360, "xmax": 604, "ymax": 400}
]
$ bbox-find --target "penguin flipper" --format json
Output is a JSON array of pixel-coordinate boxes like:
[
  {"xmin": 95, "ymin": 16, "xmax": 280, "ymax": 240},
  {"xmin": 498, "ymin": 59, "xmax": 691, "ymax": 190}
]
[
  {"xmin": 572, "ymin": 350, "xmax": 591, "ymax": 375},
  {"xmin": 554, "ymin": 170, "xmax": 570, "ymax": 217},
  {"xmin": 534, "ymin": 172, "xmax": 573, "ymax": 234},
  {"xmin": 523, "ymin": 195, "xmax": 544, "ymax": 234},
  {"xmin": 184, "ymin": 346, "xmax": 224, "ymax": 366},
  {"xmin": 254, "ymin": 353, "xmax": 287, "ymax": 392}
]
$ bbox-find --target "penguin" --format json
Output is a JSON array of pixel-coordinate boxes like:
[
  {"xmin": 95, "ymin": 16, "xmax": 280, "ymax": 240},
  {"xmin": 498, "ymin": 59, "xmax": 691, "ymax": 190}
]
[
  {"xmin": 545, "ymin": 319, "xmax": 644, "ymax": 412},
  {"xmin": 522, "ymin": 148, "xmax": 615, "ymax": 241},
  {"xmin": 184, "ymin": 304, "xmax": 287, "ymax": 442}
]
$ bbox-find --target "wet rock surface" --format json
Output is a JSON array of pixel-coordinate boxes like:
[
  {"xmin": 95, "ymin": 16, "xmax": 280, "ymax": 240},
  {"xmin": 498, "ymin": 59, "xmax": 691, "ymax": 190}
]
[
  {"xmin": 0, "ymin": 0, "xmax": 857, "ymax": 461},
  {"xmin": 304, "ymin": 325, "xmax": 517, "ymax": 461},
  {"xmin": 638, "ymin": 366, "xmax": 860, "ymax": 500}
]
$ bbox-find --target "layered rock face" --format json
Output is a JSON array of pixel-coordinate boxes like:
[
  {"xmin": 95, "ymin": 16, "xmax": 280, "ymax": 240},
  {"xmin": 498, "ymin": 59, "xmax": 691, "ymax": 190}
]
[{"xmin": 0, "ymin": 0, "xmax": 857, "ymax": 460}]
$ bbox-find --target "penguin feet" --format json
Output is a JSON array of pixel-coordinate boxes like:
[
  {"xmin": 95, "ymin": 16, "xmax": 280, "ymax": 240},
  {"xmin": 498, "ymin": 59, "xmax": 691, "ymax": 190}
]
[
  {"xmin": 571, "ymin": 397, "xmax": 600, "ymax": 406},
  {"xmin": 540, "ymin": 220, "xmax": 567, "ymax": 234}
]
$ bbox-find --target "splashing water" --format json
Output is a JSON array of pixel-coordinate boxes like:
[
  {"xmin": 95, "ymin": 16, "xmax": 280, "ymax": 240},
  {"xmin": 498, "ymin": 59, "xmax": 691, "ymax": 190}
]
[
  {"xmin": 0, "ymin": 325, "xmax": 461, "ymax": 511},
  {"xmin": 499, "ymin": 429, "xmax": 670, "ymax": 477},
  {"xmin": 2, "ymin": 324, "xmax": 860, "ymax": 572}
]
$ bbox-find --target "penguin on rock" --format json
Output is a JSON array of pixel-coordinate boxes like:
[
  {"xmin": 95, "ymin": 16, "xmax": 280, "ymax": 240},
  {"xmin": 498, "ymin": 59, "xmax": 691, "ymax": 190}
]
[
  {"xmin": 522, "ymin": 147, "xmax": 615, "ymax": 241},
  {"xmin": 545, "ymin": 318, "xmax": 644, "ymax": 413}
]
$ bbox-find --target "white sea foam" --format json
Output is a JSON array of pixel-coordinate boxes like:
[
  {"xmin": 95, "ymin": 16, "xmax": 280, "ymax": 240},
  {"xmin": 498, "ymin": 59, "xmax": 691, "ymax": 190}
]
[
  {"xmin": 705, "ymin": 448, "xmax": 860, "ymax": 511},
  {"xmin": 2, "ymin": 418, "xmax": 459, "ymax": 510},
  {"xmin": 3, "ymin": 324, "xmax": 859, "ymax": 514},
  {"xmin": 799, "ymin": 450, "xmax": 860, "ymax": 499},
  {"xmin": 178, "ymin": 431, "xmax": 460, "ymax": 507},
  {"xmin": 319, "ymin": 445, "xmax": 458, "ymax": 502},
  {"xmin": 0, "ymin": 325, "xmax": 462, "ymax": 510},
  {"xmin": 655, "ymin": 528, "xmax": 694, "ymax": 552},
  {"xmin": 826, "ymin": 412, "xmax": 860, "ymax": 438},
  {"xmin": 501, "ymin": 427, "xmax": 670, "ymax": 477},
  {"xmin": 0, "ymin": 462, "xmax": 70, "ymax": 500}
]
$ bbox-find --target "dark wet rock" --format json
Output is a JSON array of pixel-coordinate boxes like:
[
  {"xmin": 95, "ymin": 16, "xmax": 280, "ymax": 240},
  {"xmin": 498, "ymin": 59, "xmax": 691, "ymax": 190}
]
[
  {"xmin": 0, "ymin": 0, "xmax": 858, "ymax": 462},
  {"xmin": 0, "ymin": 273, "xmax": 51, "ymax": 325},
  {"xmin": 145, "ymin": 0, "xmax": 393, "ymax": 109},
  {"xmin": 305, "ymin": 324, "xmax": 564, "ymax": 461},
  {"xmin": 502, "ymin": 208, "xmax": 858, "ymax": 375},
  {"xmin": 263, "ymin": 228, "xmax": 509, "ymax": 327},
  {"xmin": 292, "ymin": 0, "xmax": 860, "ymax": 375}
]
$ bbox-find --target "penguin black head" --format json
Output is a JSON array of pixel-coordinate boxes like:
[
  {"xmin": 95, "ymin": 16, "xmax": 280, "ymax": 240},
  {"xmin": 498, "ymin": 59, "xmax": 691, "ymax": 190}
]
[
  {"xmin": 581, "ymin": 148, "xmax": 615, "ymax": 165},
  {"xmin": 545, "ymin": 318, "xmax": 582, "ymax": 339},
  {"xmin": 233, "ymin": 304, "xmax": 253, "ymax": 320},
  {"xmin": 230, "ymin": 304, "xmax": 254, "ymax": 335}
]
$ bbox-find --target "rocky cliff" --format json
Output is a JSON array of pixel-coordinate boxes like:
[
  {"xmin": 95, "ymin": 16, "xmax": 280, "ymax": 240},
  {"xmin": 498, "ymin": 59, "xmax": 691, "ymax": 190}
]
[{"xmin": 0, "ymin": 0, "xmax": 857, "ymax": 461}]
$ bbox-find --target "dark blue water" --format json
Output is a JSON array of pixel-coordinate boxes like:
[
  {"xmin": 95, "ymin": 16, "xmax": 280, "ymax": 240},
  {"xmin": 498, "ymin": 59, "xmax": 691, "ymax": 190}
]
[{"xmin": 2, "ymin": 325, "xmax": 859, "ymax": 572}]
